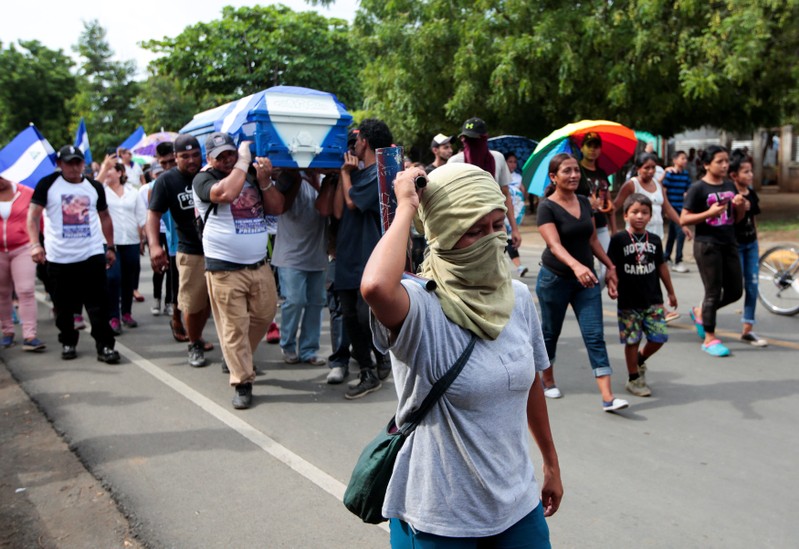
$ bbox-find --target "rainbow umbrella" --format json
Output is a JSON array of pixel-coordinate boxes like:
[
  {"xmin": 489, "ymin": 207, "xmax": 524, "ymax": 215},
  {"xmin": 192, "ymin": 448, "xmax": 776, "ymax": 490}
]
[{"xmin": 522, "ymin": 120, "xmax": 637, "ymax": 196}]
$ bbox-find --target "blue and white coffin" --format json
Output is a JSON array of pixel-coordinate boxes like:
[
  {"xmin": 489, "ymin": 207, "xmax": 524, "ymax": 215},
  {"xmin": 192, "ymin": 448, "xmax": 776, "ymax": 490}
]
[{"xmin": 180, "ymin": 86, "xmax": 352, "ymax": 169}]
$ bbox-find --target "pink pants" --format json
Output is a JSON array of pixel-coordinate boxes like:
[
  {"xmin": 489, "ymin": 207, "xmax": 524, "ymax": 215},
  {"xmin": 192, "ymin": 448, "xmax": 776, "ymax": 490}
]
[{"xmin": 0, "ymin": 244, "xmax": 38, "ymax": 340}]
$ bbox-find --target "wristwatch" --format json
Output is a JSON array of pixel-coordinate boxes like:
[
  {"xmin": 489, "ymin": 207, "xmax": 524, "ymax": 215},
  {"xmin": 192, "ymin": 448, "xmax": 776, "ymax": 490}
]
[{"xmin": 107, "ymin": 245, "xmax": 118, "ymax": 253}]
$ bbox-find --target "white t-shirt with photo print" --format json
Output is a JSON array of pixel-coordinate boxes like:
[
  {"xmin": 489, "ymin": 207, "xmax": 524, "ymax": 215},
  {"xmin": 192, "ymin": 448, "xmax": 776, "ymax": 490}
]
[{"xmin": 31, "ymin": 173, "xmax": 107, "ymax": 264}]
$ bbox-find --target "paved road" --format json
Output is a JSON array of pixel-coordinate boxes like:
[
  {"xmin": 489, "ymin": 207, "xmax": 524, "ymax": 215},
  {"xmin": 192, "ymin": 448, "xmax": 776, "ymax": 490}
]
[{"xmin": 3, "ymin": 236, "xmax": 798, "ymax": 548}]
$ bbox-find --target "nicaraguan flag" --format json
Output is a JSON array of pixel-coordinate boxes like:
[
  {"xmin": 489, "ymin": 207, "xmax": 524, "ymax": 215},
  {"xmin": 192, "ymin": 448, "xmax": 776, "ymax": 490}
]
[
  {"xmin": 118, "ymin": 126, "xmax": 146, "ymax": 151},
  {"xmin": 0, "ymin": 125, "xmax": 57, "ymax": 188},
  {"xmin": 74, "ymin": 118, "xmax": 93, "ymax": 165}
]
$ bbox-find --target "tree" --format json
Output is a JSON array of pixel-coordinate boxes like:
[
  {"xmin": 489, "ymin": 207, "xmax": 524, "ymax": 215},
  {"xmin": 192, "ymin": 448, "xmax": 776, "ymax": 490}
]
[
  {"xmin": 143, "ymin": 5, "xmax": 363, "ymax": 112},
  {"xmin": 70, "ymin": 20, "xmax": 142, "ymax": 154},
  {"xmin": 0, "ymin": 40, "xmax": 77, "ymax": 147},
  {"xmin": 350, "ymin": 0, "xmax": 799, "ymax": 155},
  {"xmin": 136, "ymin": 74, "xmax": 201, "ymax": 132}
]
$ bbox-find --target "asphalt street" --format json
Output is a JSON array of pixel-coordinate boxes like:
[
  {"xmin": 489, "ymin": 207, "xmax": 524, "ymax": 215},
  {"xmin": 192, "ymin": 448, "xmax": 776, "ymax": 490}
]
[{"xmin": 2, "ymin": 233, "xmax": 798, "ymax": 548}]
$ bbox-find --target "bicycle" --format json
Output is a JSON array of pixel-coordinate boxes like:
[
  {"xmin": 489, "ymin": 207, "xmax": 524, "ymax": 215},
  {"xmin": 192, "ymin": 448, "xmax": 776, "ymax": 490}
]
[{"xmin": 758, "ymin": 243, "xmax": 799, "ymax": 316}]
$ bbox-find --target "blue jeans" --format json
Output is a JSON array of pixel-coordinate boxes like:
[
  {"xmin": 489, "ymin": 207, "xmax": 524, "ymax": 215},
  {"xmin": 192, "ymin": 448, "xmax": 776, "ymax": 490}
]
[
  {"xmin": 278, "ymin": 267, "xmax": 326, "ymax": 360},
  {"xmin": 535, "ymin": 266, "xmax": 612, "ymax": 377},
  {"xmin": 389, "ymin": 502, "xmax": 550, "ymax": 548},
  {"xmin": 738, "ymin": 240, "xmax": 759, "ymax": 325},
  {"xmin": 106, "ymin": 244, "xmax": 141, "ymax": 319},
  {"xmin": 664, "ymin": 219, "xmax": 686, "ymax": 263}
]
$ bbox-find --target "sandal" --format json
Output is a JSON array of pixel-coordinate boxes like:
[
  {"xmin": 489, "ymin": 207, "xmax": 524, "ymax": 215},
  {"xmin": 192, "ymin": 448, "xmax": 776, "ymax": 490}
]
[
  {"xmin": 665, "ymin": 310, "xmax": 680, "ymax": 323},
  {"xmin": 200, "ymin": 339, "xmax": 214, "ymax": 352},
  {"xmin": 689, "ymin": 307, "xmax": 705, "ymax": 340},
  {"xmin": 701, "ymin": 339, "xmax": 730, "ymax": 357},
  {"xmin": 170, "ymin": 319, "xmax": 189, "ymax": 342}
]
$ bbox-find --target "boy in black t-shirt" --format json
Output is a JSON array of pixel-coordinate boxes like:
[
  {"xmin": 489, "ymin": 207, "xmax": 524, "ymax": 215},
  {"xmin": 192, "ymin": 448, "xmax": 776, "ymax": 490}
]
[{"xmin": 608, "ymin": 194, "xmax": 677, "ymax": 398}]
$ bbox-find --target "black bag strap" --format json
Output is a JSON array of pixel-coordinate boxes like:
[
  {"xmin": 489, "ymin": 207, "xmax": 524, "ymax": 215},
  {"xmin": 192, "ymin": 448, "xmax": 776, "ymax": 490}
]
[
  {"xmin": 399, "ymin": 333, "xmax": 477, "ymax": 435},
  {"xmin": 201, "ymin": 202, "xmax": 218, "ymax": 223}
]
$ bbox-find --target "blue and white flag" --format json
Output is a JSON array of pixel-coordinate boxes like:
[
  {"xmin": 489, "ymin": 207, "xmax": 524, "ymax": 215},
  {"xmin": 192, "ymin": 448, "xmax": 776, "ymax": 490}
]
[
  {"xmin": 118, "ymin": 126, "xmax": 146, "ymax": 151},
  {"xmin": 0, "ymin": 125, "xmax": 57, "ymax": 188},
  {"xmin": 74, "ymin": 118, "xmax": 92, "ymax": 165}
]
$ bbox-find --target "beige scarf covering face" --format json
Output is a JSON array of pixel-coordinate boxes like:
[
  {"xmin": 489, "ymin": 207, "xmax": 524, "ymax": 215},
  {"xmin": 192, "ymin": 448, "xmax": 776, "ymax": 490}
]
[{"xmin": 417, "ymin": 164, "xmax": 514, "ymax": 340}]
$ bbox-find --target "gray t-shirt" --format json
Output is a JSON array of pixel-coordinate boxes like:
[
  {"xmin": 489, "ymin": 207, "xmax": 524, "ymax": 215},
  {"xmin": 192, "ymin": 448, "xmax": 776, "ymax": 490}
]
[
  {"xmin": 371, "ymin": 279, "xmax": 550, "ymax": 537},
  {"xmin": 271, "ymin": 180, "xmax": 328, "ymax": 271}
]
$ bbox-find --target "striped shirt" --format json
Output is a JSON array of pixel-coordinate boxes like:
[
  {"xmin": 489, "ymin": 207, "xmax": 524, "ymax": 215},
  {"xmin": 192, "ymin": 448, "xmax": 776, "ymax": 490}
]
[{"xmin": 661, "ymin": 169, "xmax": 692, "ymax": 212}]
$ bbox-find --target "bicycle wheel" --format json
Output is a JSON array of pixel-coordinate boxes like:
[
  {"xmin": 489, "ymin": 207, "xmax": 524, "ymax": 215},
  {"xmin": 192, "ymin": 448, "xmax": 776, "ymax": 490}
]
[{"xmin": 758, "ymin": 244, "xmax": 799, "ymax": 316}]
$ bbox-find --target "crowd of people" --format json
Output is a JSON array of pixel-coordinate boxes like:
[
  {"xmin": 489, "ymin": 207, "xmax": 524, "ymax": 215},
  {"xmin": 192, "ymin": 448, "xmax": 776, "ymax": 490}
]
[{"xmin": 0, "ymin": 114, "xmax": 770, "ymax": 546}]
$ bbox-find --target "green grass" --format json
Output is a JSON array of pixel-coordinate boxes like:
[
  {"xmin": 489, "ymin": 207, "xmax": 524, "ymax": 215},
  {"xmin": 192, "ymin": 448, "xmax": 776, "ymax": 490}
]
[{"xmin": 758, "ymin": 219, "xmax": 799, "ymax": 232}]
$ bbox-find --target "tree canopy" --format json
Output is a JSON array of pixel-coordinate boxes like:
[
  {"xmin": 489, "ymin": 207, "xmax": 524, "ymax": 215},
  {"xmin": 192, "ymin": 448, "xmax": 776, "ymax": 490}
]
[
  {"xmin": 349, "ymin": 0, "xmax": 799, "ymax": 149},
  {"xmin": 69, "ymin": 20, "xmax": 142, "ymax": 154},
  {"xmin": 143, "ymin": 5, "xmax": 363, "ymax": 114},
  {"xmin": 0, "ymin": 40, "xmax": 77, "ymax": 147},
  {"xmin": 2, "ymin": 2, "xmax": 798, "ymax": 160}
]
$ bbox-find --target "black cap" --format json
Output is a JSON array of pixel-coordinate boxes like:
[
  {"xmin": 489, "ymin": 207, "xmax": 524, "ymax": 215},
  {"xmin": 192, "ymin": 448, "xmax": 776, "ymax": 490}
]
[
  {"xmin": 583, "ymin": 132, "xmax": 602, "ymax": 147},
  {"xmin": 155, "ymin": 142, "xmax": 174, "ymax": 157},
  {"xmin": 174, "ymin": 134, "xmax": 200, "ymax": 153},
  {"xmin": 204, "ymin": 132, "xmax": 236, "ymax": 158},
  {"xmin": 57, "ymin": 145, "xmax": 84, "ymax": 162},
  {"xmin": 459, "ymin": 117, "xmax": 488, "ymax": 139}
]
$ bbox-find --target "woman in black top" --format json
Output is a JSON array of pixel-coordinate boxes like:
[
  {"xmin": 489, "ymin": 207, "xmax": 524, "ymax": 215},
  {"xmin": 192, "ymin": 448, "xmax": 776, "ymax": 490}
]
[
  {"xmin": 680, "ymin": 146, "xmax": 746, "ymax": 357},
  {"xmin": 536, "ymin": 153, "xmax": 628, "ymax": 412}
]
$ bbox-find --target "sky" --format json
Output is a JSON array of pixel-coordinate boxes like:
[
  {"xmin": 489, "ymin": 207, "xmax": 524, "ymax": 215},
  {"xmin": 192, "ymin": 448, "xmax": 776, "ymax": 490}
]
[{"xmin": 3, "ymin": 0, "xmax": 358, "ymax": 77}]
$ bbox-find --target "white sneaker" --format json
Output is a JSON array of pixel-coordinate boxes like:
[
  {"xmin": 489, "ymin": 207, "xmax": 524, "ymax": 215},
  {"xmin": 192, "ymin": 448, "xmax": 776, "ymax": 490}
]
[
  {"xmin": 326, "ymin": 366, "xmax": 348, "ymax": 384},
  {"xmin": 517, "ymin": 265, "xmax": 529, "ymax": 277},
  {"xmin": 543, "ymin": 386, "xmax": 563, "ymax": 399},
  {"xmin": 603, "ymin": 398, "xmax": 629, "ymax": 412},
  {"xmin": 672, "ymin": 262, "xmax": 689, "ymax": 273},
  {"xmin": 151, "ymin": 299, "xmax": 161, "ymax": 316}
]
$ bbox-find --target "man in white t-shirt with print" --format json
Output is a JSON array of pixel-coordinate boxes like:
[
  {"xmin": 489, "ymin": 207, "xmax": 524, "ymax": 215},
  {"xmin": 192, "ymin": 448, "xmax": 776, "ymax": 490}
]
[
  {"xmin": 27, "ymin": 145, "xmax": 120, "ymax": 363},
  {"xmin": 192, "ymin": 133, "xmax": 284, "ymax": 410}
]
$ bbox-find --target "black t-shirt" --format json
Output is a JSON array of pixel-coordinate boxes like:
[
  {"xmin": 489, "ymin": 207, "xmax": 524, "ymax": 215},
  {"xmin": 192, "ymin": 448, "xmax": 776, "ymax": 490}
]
[
  {"xmin": 149, "ymin": 167, "xmax": 203, "ymax": 255},
  {"xmin": 334, "ymin": 164, "xmax": 382, "ymax": 290},
  {"xmin": 734, "ymin": 186, "xmax": 760, "ymax": 244},
  {"xmin": 608, "ymin": 230, "xmax": 664, "ymax": 309},
  {"xmin": 537, "ymin": 195, "xmax": 595, "ymax": 279},
  {"xmin": 683, "ymin": 179, "xmax": 738, "ymax": 245},
  {"xmin": 578, "ymin": 166, "xmax": 609, "ymax": 229}
]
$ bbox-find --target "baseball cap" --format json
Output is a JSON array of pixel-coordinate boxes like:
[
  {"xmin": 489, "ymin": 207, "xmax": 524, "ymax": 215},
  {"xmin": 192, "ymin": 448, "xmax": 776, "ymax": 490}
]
[
  {"xmin": 174, "ymin": 134, "xmax": 200, "ymax": 153},
  {"xmin": 204, "ymin": 132, "xmax": 236, "ymax": 158},
  {"xmin": 57, "ymin": 145, "xmax": 84, "ymax": 162},
  {"xmin": 149, "ymin": 163, "xmax": 165, "ymax": 177},
  {"xmin": 459, "ymin": 117, "xmax": 488, "ymax": 139},
  {"xmin": 430, "ymin": 133, "xmax": 452, "ymax": 148},
  {"xmin": 156, "ymin": 142, "xmax": 175, "ymax": 157},
  {"xmin": 583, "ymin": 132, "xmax": 602, "ymax": 147}
]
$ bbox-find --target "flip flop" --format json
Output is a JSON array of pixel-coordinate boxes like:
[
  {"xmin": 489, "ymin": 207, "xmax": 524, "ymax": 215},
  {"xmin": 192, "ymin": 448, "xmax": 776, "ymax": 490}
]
[
  {"xmin": 689, "ymin": 307, "xmax": 705, "ymax": 339},
  {"xmin": 170, "ymin": 319, "xmax": 189, "ymax": 342},
  {"xmin": 200, "ymin": 340, "xmax": 214, "ymax": 352},
  {"xmin": 665, "ymin": 311, "xmax": 680, "ymax": 323},
  {"xmin": 701, "ymin": 339, "xmax": 730, "ymax": 357}
]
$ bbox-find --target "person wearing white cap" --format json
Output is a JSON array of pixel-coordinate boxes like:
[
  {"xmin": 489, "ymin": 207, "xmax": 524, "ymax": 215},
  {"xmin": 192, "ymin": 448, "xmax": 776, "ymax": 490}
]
[{"xmin": 424, "ymin": 133, "xmax": 453, "ymax": 174}]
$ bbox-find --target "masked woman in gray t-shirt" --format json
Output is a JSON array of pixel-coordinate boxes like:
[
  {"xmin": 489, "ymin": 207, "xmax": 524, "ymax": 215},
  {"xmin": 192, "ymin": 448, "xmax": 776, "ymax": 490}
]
[{"xmin": 361, "ymin": 163, "xmax": 562, "ymax": 546}]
